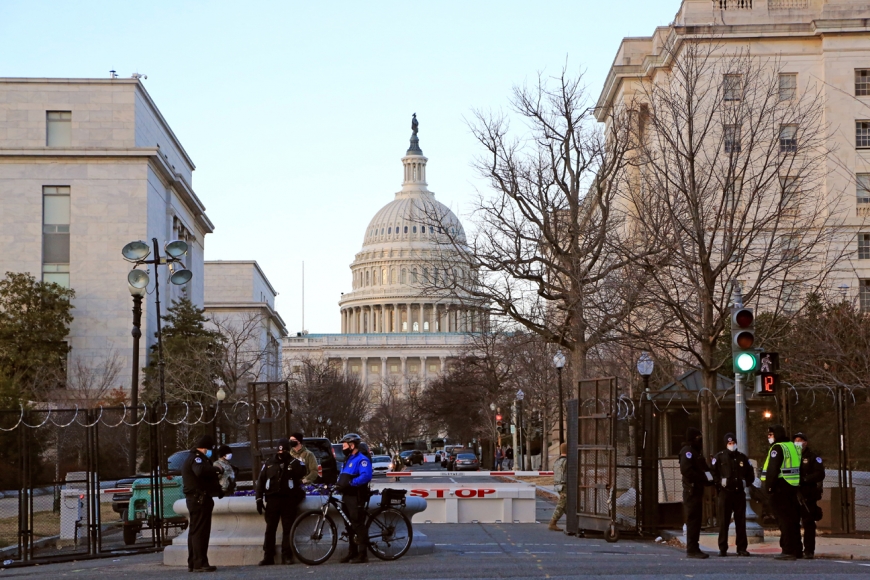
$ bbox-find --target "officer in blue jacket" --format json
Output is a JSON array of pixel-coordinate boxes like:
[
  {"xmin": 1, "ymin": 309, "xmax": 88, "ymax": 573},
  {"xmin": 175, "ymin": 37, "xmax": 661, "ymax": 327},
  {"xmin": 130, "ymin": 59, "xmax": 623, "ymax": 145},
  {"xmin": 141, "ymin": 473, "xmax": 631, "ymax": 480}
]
[{"xmin": 336, "ymin": 433, "xmax": 373, "ymax": 564}]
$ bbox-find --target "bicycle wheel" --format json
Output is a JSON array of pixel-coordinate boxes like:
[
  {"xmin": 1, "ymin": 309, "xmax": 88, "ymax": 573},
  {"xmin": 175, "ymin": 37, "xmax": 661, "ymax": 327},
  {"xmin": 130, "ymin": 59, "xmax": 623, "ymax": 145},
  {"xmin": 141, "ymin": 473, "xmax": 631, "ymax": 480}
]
[
  {"xmin": 367, "ymin": 507, "xmax": 412, "ymax": 560},
  {"xmin": 291, "ymin": 509, "xmax": 337, "ymax": 565}
]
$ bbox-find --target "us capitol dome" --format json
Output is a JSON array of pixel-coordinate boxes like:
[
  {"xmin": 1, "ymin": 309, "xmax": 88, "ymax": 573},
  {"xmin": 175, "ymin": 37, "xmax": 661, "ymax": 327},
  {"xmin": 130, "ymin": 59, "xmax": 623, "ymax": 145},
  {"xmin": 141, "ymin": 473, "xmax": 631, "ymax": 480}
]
[{"xmin": 284, "ymin": 116, "xmax": 484, "ymax": 389}]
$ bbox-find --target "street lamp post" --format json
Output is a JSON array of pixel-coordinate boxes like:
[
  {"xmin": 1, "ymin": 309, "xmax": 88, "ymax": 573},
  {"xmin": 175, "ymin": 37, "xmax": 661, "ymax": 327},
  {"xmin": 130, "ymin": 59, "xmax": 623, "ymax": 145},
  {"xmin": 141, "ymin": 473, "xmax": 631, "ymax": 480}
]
[
  {"xmin": 128, "ymin": 284, "xmax": 145, "ymax": 474},
  {"xmin": 516, "ymin": 389, "xmax": 525, "ymax": 471},
  {"xmin": 122, "ymin": 238, "xmax": 193, "ymax": 406},
  {"xmin": 553, "ymin": 350, "xmax": 566, "ymax": 445},
  {"xmin": 215, "ymin": 384, "xmax": 227, "ymax": 444},
  {"xmin": 637, "ymin": 351, "xmax": 656, "ymax": 534}
]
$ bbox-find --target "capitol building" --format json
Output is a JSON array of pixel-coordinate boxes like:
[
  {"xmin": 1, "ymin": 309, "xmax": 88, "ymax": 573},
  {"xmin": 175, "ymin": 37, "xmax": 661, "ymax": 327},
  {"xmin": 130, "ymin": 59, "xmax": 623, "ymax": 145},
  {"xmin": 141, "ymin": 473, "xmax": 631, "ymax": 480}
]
[{"xmin": 283, "ymin": 118, "xmax": 484, "ymax": 391}]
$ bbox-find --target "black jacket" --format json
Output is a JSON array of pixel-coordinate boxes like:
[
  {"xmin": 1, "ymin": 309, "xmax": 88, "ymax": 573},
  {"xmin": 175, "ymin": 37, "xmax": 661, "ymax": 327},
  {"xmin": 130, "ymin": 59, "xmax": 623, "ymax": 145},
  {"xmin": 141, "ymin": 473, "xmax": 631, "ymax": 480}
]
[
  {"xmin": 679, "ymin": 445, "xmax": 712, "ymax": 491},
  {"xmin": 799, "ymin": 446, "xmax": 825, "ymax": 501},
  {"xmin": 182, "ymin": 449, "xmax": 221, "ymax": 497},
  {"xmin": 256, "ymin": 452, "xmax": 307, "ymax": 501},
  {"xmin": 711, "ymin": 449, "xmax": 754, "ymax": 493}
]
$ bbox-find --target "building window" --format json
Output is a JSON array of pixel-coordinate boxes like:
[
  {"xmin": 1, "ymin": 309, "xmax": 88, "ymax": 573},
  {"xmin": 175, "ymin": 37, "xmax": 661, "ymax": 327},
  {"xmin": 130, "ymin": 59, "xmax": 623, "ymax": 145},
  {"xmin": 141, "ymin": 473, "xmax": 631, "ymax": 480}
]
[
  {"xmin": 428, "ymin": 364, "xmax": 437, "ymax": 372},
  {"xmin": 423, "ymin": 321, "xmax": 429, "ymax": 331},
  {"xmin": 365, "ymin": 271, "xmax": 370, "ymax": 286},
  {"xmin": 861, "ymin": 280, "xmax": 870, "ymax": 312},
  {"xmin": 351, "ymin": 365, "xmax": 359, "ymax": 373},
  {"xmin": 404, "ymin": 226, "xmax": 408, "ymax": 233},
  {"xmin": 857, "ymin": 121, "xmax": 870, "ymax": 149},
  {"xmin": 857, "ymin": 69, "xmax": 870, "ymax": 96},
  {"xmin": 382, "ymin": 268, "xmax": 388, "ymax": 285},
  {"xmin": 780, "ymin": 234, "xmax": 800, "ymax": 261},
  {"xmin": 371, "ymin": 364, "xmax": 379, "ymax": 373},
  {"xmin": 725, "ymin": 178, "xmax": 742, "ymax": 209},
  {"xmin": 411, "ymin": 268, "xmax": 418, "ymax": 283},
  {"xmin": 46, "ymin": 111, "xmax": 71, "ymax": 147},
  {"xmin": 724, "ymin": 124, "xmax": 741, "ymax": 153},
  {"xmin": 401, "ymin": 268, "xmax": 407, "ymax": 284},
  {"xmin": 780, "ymin": 176, "xmax": 798, "ymax": 215},
  {"xmin": 779, "ymin": 74, "xmax": 797, "ymax": 101},
  {"xmin": 723, "ymin": 74, "xmax": 743, "ymax": 101},
  {"xmin": 391, "ymin": 269, "xmax": 397, "ymax": 284},
  {"xmin": 412, "ymin": 321, "xmax": 419, "ymax": 331},
  {"xmin": 388, "ymin": 227, "xmax": 391, "ymax": 234},
  {"xmin": 412, "ymin": 226, "xmax": 417, "ymax": 233},
  {"xmin": 782, "ymin": 281, "xmax": 801, "ymax": 313},
  {"xmin": 409, "ymin": 365, "xmax": 418, "ymax": 372},
  {"xmin": 859, "ymin": 234, "xmax": 870, "ymax": 259},
  {"xmin": 858, "ymin": 174, "xmax": 870, "ymax": 204},
  {"xmin": 43, "ymin": 186, "xmax": 71, "ymax": 288},
  {"xmin": 402, "ymin": 321, "xmax": 408, "ymax": 331},
  {"xmin": 780, "ymin": 125, "xmax": 797, "ymax": 153}
]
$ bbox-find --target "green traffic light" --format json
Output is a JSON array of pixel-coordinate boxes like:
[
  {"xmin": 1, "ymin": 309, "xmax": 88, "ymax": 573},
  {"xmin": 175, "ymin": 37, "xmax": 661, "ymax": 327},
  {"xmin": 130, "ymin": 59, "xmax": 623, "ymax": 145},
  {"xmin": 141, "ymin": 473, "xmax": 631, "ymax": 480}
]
[{"xmin": 735, "ymin": 352, "xmax": 758, "ymax": 372}]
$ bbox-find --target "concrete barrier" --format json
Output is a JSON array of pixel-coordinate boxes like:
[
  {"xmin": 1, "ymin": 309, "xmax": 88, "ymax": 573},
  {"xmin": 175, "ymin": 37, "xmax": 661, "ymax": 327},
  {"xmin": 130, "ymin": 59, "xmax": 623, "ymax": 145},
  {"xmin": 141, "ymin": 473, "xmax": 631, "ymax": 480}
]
[
  {"xmin": 163, "ymin": 493, "xmax": 427, "ymax": 567},
  {"xmin": 371, "ymin": 482, "xmax": 536, "ymax": 524}
]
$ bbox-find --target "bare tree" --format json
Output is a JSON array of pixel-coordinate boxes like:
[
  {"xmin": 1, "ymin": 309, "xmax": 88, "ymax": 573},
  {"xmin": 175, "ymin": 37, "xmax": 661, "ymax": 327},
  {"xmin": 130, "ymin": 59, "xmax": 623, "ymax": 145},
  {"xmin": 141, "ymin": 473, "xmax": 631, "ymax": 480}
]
[
  {"xmin": 628, "ymin": 42, "xmax": 849, "ymax": 456},
  {"xmin": 287, "ymin": 357, "xmax": 369, "ymax": 441},
  {"xmin": 421, "ymin": 66, "xmax": 650, "ymax": 381},
  {"xmin": 211, "ymin": 311, "xmax": 274, "ymax": 401},
  {"xmin": 60, "ymin": 353, "xmax": 124, "ymax": 405},
  {"xmin": 363, "ymin": 378, "xmax": 421, "ymax": 454}
]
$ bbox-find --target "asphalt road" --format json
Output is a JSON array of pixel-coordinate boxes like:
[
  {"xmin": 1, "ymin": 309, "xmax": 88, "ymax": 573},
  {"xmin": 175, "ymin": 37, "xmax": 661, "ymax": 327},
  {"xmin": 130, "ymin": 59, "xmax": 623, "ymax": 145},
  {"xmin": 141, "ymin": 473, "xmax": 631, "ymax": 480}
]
[{"xmin": 3, "ymin": 464, "xmax": 869, "ymax": 579}]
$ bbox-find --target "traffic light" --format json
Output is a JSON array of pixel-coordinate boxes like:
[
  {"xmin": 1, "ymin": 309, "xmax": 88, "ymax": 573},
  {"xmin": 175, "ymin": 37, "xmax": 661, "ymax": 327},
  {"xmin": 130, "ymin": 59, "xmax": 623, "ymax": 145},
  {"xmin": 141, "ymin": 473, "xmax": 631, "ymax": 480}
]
[
  {"xmin": 496, "ymin": 414, "xmax": 504, "ymax": 435},
  {"xmin": 731, "ymin": 306, "xmax": 758, "ymax": 373}
]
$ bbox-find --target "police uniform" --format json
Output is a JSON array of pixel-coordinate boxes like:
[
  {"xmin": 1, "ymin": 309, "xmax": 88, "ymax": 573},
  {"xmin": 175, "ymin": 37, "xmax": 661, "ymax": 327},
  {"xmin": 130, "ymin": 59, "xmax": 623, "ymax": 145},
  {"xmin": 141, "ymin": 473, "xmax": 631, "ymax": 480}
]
[
  {"xmin": 795, "ymin": 433, "xmax": 825, "ymax": 558},
  {"xmin": 181, "ymin": 435, "xmax": 222, "ymax": 572},
  {"xmin": 761, "ymin": 425, "xmax": 802, "ymax": 560},
  {"xmin": 337, "ymin": 436, "xmax": 373, "ymax": 563},
  {"xmin": 711, "ymin": 433, "xmax": 755, "ymax": 556},
  {"xmin": 255, "ymin": 438, "xmax": 307, "ymax": 565},
  {"xmin": 679, "ymin": 427, "xmax": 713, "ymax": 558}
]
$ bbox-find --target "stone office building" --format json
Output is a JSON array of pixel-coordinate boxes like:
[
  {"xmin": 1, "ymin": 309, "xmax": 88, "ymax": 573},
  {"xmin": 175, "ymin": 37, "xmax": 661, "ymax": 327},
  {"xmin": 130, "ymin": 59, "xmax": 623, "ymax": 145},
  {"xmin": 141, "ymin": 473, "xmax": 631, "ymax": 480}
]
[{"xmin": 0, "ymin": 76, "xmax": 214, "ymax": 390}]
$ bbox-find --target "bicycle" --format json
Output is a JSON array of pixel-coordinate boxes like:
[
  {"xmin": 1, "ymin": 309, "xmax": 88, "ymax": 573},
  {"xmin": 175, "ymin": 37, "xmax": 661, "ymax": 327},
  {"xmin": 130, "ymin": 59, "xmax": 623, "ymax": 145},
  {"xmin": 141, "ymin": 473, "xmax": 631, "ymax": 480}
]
[{"xmin": 290, "ymin": 487, "xmax": 413, "ymax": 565}]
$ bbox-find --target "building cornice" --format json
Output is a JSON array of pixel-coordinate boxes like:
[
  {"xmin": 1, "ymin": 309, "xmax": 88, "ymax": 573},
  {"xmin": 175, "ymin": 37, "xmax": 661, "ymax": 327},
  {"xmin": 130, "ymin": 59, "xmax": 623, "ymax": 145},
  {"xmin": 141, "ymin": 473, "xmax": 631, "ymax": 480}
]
[
  {"xmin": 204, "ymin": 260, "xmax": 279, "ymax": 297},
  {"xmin": 204, "ymin": 301, "xmax": 288, "ymax": 337}
]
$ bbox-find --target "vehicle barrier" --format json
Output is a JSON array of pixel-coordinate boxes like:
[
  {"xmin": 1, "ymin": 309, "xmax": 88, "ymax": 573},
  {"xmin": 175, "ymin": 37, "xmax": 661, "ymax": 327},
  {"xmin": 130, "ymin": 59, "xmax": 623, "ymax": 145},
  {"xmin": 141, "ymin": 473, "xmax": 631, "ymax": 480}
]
[{"xmin": 371, "ymin": 482, "xmax": 536, "ymax": 524}]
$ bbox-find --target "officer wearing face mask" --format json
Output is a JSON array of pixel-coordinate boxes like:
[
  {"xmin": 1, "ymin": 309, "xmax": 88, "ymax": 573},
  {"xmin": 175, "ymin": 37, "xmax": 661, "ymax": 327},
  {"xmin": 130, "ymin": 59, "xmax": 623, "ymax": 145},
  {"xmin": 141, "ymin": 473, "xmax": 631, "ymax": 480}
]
[
  {"xmin": 256, "ymin": 437, "xmax": 307, "ymax": 565},
  {"xmin": 679, "ymin": 427, "xmax": 713, "ymax": 559},
  {"xmin": 794, "ymin": 432, "xmax": 825, "ymax": 559},
  {"xmin": 335, "ymin": 433, "xmax": 373, "ymax": 564},
  {"xmin": 761, "ymin": 424, "xmax": 802, "ymax": 560},
  {"xmin": 711, "ymin": 433, "xmax": 754, "ymax": 557},
  {"xmin": 182, "ymin": 434, "xmax": 223, "ymax": 572}
]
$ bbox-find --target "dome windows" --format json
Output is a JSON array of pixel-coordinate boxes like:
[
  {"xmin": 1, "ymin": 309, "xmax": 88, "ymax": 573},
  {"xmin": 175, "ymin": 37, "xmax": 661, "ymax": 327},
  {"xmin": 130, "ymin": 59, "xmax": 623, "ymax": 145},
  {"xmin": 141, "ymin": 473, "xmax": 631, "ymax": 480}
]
[
  {"xmin": 404, "ymin": 226, "xmax": 408, "ymax": 234},
  {"xmin": 388, "ymin": 227, "xmax": 391, "ymax": 234},
  {"xmin": 412, "ymin": 226, "xmax": 417, "ymax": 233}
]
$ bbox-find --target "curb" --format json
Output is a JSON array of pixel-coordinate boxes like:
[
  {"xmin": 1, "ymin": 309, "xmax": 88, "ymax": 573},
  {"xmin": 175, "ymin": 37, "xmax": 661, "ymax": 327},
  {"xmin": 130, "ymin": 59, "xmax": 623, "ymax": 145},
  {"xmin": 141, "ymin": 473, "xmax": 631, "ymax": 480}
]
[{"xmin": 409, "ymin": 530, "xmax": 434, "ymax": 555}]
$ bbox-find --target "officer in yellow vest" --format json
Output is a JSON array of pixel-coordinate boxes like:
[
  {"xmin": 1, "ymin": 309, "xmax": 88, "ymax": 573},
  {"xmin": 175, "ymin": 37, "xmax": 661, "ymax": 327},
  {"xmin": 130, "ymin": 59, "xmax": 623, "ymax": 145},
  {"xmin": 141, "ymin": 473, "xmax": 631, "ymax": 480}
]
[{"xmin": 760, "ymin": 424, "xmax": 802, "ymax": 560}]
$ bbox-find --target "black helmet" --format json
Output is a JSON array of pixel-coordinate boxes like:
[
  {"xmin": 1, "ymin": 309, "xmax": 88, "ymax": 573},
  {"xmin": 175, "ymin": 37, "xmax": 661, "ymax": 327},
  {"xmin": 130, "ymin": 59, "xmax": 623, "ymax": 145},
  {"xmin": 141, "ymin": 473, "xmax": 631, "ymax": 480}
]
[{"xmin": 340, "ymin": 433, "xmax": 362, "ymax": 445}]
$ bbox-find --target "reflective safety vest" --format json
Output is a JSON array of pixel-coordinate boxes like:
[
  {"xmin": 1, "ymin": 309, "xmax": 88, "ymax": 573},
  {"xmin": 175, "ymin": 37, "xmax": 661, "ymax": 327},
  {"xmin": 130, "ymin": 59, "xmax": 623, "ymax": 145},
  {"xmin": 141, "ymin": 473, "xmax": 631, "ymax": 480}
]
[{"xmin": 761, "ymin": 442, "xmax": 801, "ymax": 486}]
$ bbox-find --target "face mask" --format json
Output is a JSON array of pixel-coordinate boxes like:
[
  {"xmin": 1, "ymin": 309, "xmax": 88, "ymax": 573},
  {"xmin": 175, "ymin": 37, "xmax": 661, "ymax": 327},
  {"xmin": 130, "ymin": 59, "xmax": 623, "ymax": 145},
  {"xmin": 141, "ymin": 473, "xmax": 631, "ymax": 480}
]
[
  {"xmin": 768, "ymin": 437, "xmax": 775, "ymax": 445},
  {"xmin": 205, "ymin": 450, "xmax": 213, "ymax": 458},
  {"xmin": 794, "ymin": 442, "xmax": 803, "ymax": 449},
  {"xmin": 225, "ymin": 453, "xmax": 233, "ymax": 460},
  {"xmin": 727, "ymin": 444, "xmax": 738, "ymax": 452},
  {"xmin": 343, "ymin": 446, "xmax": 352, "ymax": 458}
]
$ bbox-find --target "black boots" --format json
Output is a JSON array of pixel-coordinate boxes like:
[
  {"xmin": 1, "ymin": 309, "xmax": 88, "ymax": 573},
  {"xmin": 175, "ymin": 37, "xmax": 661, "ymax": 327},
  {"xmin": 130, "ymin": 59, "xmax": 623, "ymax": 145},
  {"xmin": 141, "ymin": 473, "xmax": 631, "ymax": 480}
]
[{"xmin": 340, "ymin": 549, "xmax": 358, "ymax": 564}]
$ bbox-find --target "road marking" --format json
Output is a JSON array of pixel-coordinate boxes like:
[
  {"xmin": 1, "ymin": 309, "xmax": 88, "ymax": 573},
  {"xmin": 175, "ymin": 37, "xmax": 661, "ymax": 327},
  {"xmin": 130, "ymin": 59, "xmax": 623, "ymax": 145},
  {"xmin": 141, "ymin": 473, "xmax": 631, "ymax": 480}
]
[{"xmin": 449, "ymin": 478, "xmax": 456, "ymax": 483}]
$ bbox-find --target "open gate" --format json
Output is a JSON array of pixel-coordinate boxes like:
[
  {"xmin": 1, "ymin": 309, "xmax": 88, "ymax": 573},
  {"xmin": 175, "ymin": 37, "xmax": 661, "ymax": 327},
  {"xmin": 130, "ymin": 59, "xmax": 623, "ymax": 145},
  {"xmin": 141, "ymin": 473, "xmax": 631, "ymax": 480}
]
[{"xmin": 567, "ymin": 377, "xmax": 639, "ymax": 542}]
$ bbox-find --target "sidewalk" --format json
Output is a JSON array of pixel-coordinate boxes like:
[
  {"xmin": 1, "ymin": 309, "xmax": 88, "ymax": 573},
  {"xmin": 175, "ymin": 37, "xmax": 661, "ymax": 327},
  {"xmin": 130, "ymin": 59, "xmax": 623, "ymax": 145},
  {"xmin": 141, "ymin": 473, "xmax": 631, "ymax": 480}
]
[{"xmin": 664, "ymin": 529, "xmax": 870, "ymax": 561}]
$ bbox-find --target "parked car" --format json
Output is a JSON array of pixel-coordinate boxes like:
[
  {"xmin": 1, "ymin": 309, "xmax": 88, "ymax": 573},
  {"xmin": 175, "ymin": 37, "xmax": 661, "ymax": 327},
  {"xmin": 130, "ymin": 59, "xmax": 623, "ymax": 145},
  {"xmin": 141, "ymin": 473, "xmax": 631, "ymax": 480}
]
[
  {"xmin": 332, "ymin": 443, "xmax": 345, "ymax": 472},
  {"xmin": 454, "ymin": 453, "xmax": 480, "ymax": 471},
  {"xmin": 303, "ymin": 437, "xmax": 338, "ymax": 484},
  {"xmin": 371, "ymin": 455, "xmax": 392, "ymax": 476},
  {"xmin": 443, "ymin": 447, "xmax": 465, "ymax": 469},
  {"xmin": 441, "ymin": 445, "xmax": 463, "ymax": 467}
]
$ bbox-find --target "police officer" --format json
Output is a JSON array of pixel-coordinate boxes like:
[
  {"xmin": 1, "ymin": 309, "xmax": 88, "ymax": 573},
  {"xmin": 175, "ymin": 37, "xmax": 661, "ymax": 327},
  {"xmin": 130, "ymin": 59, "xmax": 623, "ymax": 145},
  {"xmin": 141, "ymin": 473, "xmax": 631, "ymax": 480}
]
[
  {"xmin": 181, "ymin": 434, "xmax": 223, "ymax": 573},
  {"xmin": 794, "ymin": 432, "xmax": 825, "ymax": 559},
  {"xmin": 711, "ymin": 433, "xmax": 754, "ymax": 557},
  {"xmin": 761, "ymin": 424, "xmax": 802, "ymax": 560},
  {"xmin": 335, "ymin": 433, "xmax": 373, "ymax": 564},
  {"xmin": 680, "ymin": 427, "xmax": 713, "ymax": 559},
  {"xmin": 255, "ymin": 437, "xmax": 307, "ymax": 566}
]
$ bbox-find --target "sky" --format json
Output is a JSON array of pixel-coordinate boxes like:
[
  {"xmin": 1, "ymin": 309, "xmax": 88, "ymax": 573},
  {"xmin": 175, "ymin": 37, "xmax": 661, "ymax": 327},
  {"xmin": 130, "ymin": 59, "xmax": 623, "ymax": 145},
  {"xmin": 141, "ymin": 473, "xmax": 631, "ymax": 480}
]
[{"xmin": 0, "ymin": 1, "xmax": 675, "ymax": 334}]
